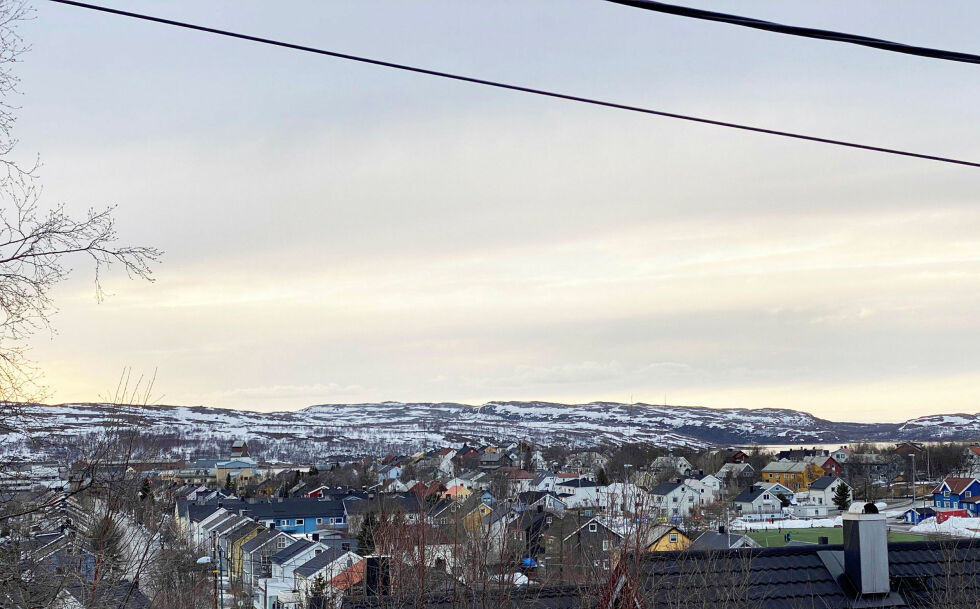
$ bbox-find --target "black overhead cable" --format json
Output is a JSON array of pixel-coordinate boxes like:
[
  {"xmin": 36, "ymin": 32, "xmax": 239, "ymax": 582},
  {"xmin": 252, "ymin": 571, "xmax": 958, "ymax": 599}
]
[
  {"xmin": 603, "ymin": 0, "xmax": 980, "ymax": 65},
  {"xmin": 47, "ymin": 0, "xmax": 980, "ymax": 170}
]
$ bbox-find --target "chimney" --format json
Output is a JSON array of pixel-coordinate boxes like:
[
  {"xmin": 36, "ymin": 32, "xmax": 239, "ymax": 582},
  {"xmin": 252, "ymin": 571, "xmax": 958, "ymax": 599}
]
[
  {"xmin": 718, "ymin": 525, "xmax": 726, "ymax": 535},
  {"xmin": 311, "ymin": 533, "xmax": 320, "ymax": 542},
  {"xmin": 269, "ymin": 522, "xmax": 276, "ymax": 530},
  {"xmin": 843, "ymin": 503, "xmax": 889, "ymax": 596},
  {"xmin": 818, "ymin": 536, "xmax": 829, "ymax": 545}
]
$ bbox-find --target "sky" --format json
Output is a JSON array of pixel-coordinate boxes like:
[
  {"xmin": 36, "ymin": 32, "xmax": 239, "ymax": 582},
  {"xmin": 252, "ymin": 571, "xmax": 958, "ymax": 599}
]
[{"xmin": 12, "ymin": 0, "xmax": 980, "ymax": 422}]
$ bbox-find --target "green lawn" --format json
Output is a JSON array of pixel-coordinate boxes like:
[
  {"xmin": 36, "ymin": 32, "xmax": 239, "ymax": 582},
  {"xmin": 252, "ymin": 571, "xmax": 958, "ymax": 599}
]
[{"xmin": 741, "ymin": 527, "xmax": 926, "ymax": 547}]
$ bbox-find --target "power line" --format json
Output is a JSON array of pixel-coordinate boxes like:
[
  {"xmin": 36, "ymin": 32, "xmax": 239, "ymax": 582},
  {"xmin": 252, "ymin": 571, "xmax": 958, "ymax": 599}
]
[
  {"xmin": 603, "ymin": 0, "xmax": 980, "ymax": 65},
  {"xmin": 47, "ymin": 0, "xmax": 980, "ymax": 169}
]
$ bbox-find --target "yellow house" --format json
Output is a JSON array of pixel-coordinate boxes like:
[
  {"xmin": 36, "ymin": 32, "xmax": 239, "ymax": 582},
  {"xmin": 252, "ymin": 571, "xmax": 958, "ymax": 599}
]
[
  {"xmin": 642, "ymin": 526, "xmax": 691, "ymax": 552},
  {"xmin": 228, "ymin": 523, "xmax": 264, "ymax": 579},
  {"xmin": 462, "ymin": 502, "xmax": 493, "ymax": 533},
  {"xmin": 761, "ymin": 461, "xmax": 824, "ymax": 491}
]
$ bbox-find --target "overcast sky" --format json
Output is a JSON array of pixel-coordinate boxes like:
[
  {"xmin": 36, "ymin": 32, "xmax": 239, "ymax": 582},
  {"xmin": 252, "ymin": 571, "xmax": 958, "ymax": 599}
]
[{"xmin": 16, "ymin": 1, "xmax": 980, "ymax": 422}]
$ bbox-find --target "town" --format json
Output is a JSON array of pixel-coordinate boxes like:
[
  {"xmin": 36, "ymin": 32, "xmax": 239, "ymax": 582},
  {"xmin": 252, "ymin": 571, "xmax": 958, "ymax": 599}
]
[{"xmin": 5, "ymin": 436, "xmax": 980, "ymax": 608}]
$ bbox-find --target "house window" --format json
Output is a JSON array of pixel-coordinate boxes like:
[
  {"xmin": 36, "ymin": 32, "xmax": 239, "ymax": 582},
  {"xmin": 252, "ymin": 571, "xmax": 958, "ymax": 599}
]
[
  {"xmin": 602, "ymin": 539, "xmax": 610, "ymax": 551},
  {"xmin": 763, "ymin": 494, "xmax": 770, "ymax": 500},
  {"xmin": 295, "ymin": 519, "xmax": 304, "ymax": 526},
  {"xmin": 588, "ymin": 523, "xmax": 598, "ymax": 532},
  {"xmin": 546, "ymin": 516, "xmax": 553, "ymax": 524},
  {"xmin": 277, "ymin": 537, "xmax": 287, "ymax": 549},
  {"xmin": 967, "ymin": 492, "xmax": 973, "ymax": 498},
  {"xmin": 944, "ymin": 490, "xmax": 950, "ymax": 497},
  {"xmin": 342, "ymin": 543, "xmax": 350, "ymax": 552},
  {"xmin": 602, "ymin": 559, "xmax": 610, "ymax": 570},
  {"xmin": 316, "ymin": 518, "xmax": 323, "ymax": 525},
  {"xmin": 668, "ymin": 533, "xmax": 678, "ymax": 543},
  {"xmin": 315, "ymin": 549, "xmax": 322, "ymax": 556}
]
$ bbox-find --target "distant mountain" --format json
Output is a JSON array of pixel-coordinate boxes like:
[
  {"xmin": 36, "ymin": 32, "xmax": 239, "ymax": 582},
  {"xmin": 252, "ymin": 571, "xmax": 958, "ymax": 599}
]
[{"xmin": 4, "ymin": 401, "xmax": 980, "ymax": 460}]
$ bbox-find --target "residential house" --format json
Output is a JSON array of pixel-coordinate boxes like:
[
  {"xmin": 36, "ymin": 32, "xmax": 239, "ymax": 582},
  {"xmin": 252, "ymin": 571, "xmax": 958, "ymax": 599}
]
[
  {"xmin": 716, "ymin": 462, "xmax": 755, "ymax": 485},
  {"xmin": 555, "ymin": 478, "xmax": 606, "ymax": 509},
  {"xmin": 479, "ymin": 452, "xmax": 513, "ymax": 470},
  {"xmin": 245, "ymin": 498, "xmax": 348, "ymax": 534},
  {"xmin": 650, "ymin": 456, "xmax": 694, "ymax": 477},
  {"xmin": 231, "ymin": 440, "xmax": 249, "ymax": 458},
  {"xmin": 241, "ymin": 528, "xmax": 296, "ymax": 585},
  {"xmin": 567, "ymin": 451, "xmax": 610, "ymax": 472},
  {"xmin": 293, "ymin": 549, "xmax": 364, "ymax": 599},
  {"xmin": 640, "ymin": 525, "xmax": 691, "ymax": 552},
  {"xmin": 933, "ymin": 477, "xmax": 980, "ymax": 514},
  {"xmin": 560, "ymin": 517, "xmax": 623, "ymax": 574},
  {"xmin": 725, "ymin": 450, "xmax": 750, "ymax": 464},
  {"xmin": 831, "ymin": 445, "xmax": 853, "ymax": 464},
  {"xmin": 515, "ymin": 491, "xmax": 567, "ymax": 517},
  {"xmin": 732, "ymin": 485, "xmax": 783, "ymax": 520},
  {"xmin": 964, "ymin": 446, "xmax": 980, "ymax": 474},
  {"xmin": 649, "ymin": 481, "xmax": 702, "ymax": 520},
  {"xmin": 760, "ymin": 460, "xmax": 824, "ymax": 491},
  {"xmin": 804, "ymin": 477, "xmax": 851, "ymax": 509},
  {"xmin": 903, "ymin": 507, "xmax": 937, "ymax": 524}
]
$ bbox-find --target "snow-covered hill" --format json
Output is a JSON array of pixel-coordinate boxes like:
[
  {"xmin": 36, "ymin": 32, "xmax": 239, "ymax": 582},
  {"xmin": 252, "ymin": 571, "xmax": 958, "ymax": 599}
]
[{"xmin": 2, "ymin": 400, "xmax": 976, "ymax": 460}]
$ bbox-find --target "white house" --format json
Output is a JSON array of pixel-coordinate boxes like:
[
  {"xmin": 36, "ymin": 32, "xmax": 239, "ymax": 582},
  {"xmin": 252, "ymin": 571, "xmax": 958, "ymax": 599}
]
[
  {"xmin": 649, "ymin": 481, "xmax": 705, "ymax": 519},
  {"xmin": 803, "ymin": 477, "xmax": 851, "ymax": 509},
  {"xmin": 732, "ymin": 485, "xmax": 783, "ymax": 521},
  {"xmin": 651, "ymin": 456, "xmax": 694, "ymax": 477}
]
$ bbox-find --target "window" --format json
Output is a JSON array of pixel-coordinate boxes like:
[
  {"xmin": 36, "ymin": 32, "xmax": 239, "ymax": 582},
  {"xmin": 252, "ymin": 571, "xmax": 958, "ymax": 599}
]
[
  {"xmin": 668, "ymin": 533, "xmax": 678, "ymax": 543},
  {"xmin": 316, "ymin": 518, "xmax": 323, "ymax": 525},
  {"xmin": 546, "ymin": 516, "xmax": 553, "ymax": 524},
  {"xmin": 763, "ymin": 494, "xmax": 770, "ymax": 500},
  {"xmin": 315, "ymin": 549, "xmax": 322, "ymax": 556},
  {"xmin": 602, "ymin": 539, "xmax": 610, "ymax": 551},
  {"xmin": 944, "ymin": 490, "xmax": 951, "ymax": 497},
  {"xmin": 602, "ymin": 559, "xmax": 610, "ymax": 570},
  {"xmin": 277, "ymin": 537, "xmax": 287, "ymax": 549},
  {"xmin": 341, "ymin": 543, "xmax": 350, "ymax": 552},
  {"xmin": 967, "ymin": 491, "xmax": 973, "ymax": 498},
  {"xmin": 588, "ymin": 523, "xmax": 598, "ymax": 532},
  {"xmin": 295, "ymin": 519, "xmax": 304, "ymax": 526}
]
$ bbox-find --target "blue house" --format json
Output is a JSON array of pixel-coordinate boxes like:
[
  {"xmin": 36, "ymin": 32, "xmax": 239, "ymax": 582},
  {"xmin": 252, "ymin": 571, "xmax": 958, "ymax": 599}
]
[
  {"xmin": 244, "ymin": 498, "xmax": 348, "ymax": 535},
  {"xmin": 932, "ymin": 477, "xmax": 980, "ymax": 513},
  {"xmin": 903, "ymin": 507, "xmax": 937, "ymax": 524}
]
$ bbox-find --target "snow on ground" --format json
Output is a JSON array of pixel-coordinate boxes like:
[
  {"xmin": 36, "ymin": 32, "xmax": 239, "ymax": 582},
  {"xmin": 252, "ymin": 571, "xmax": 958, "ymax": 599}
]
[
  {"xmin": 732, "ymin": 516, "xmax": 842, "ymax": 530},
  {"xmin": 910, "ymin": 516, "xmax": 980, "ymax": 538}
]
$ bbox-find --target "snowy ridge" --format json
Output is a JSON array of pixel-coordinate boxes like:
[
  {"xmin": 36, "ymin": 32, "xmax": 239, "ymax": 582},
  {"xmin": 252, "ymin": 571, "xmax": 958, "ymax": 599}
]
[{"xmin": 2, "ymin": 400, "xmax": 977, "ymax": 459}]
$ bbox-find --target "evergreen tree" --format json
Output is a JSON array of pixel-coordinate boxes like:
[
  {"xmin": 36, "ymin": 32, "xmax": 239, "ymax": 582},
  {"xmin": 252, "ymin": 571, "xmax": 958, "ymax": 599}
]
[
  {"xmin": 138, "ymin": 477, "xmax": 152, "ymax": 501},
  {"xmin": 833, "ymin": 482, "xmax": 852, "ymax": 511},
  {"xmin": 308, "ymin": 465, "xmax": 319, "ymax": 477},
  {"xmin": 596, "ymin": 467, "xmax": 610, "ymax": 486},
  {"xmin": 357, "ymin": 512, "xmax": 379, "ymax": 555},
  {"xmin": 225, "ymin": 473, "xmax": 233, "ymax": 491}
]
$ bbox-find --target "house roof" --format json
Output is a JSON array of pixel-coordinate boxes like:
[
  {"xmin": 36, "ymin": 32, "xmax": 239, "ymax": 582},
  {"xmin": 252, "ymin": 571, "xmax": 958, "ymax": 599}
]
[
  {"xmin": 557, "ymin": 478, "xmax": 600, "ymax": 489},
  {"xmin": 649, "ymin": 482, "xmax": 683, "ymax": 496},
  {"xmin": 808, "ymin": 476, "xmax": 846, "ymax": 491},
  {"xmin": 761, "ymin": 461, "xmax": 808, "ymax": 473},
  {"xmin": 610, "ymin": 540, "xmax": 980, "ymax": 609},
  {"xmin": 241, "ymin": 529, "xmax": 289, "ymax": 553},
  {"xmin": 328, "ymin": 558, "xmax": 366, "ymax": 591},
  {"xmin": 269, "ymin": 539, "xmax": 314, "ymax": 564},
  {"xmin": 733, "ymin": 485, "xmax": 775, "ymax": 504},
  {"xmin": 294, "ymin": 548, "xmax": 356, "ymax": 578},
  {"xmin": 933, "ymin": 477, "xmax": 978, "ymax": 495},
  {"xmin": 969, "ymin": 446, "xmax": 980, "ymax": 457}
]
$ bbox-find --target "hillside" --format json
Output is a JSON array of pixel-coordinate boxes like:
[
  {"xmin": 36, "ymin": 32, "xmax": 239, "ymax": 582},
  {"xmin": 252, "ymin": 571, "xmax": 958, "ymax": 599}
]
[{"xmin": 4, "ymin": 401, "xmax": 980, "ymax": 460}]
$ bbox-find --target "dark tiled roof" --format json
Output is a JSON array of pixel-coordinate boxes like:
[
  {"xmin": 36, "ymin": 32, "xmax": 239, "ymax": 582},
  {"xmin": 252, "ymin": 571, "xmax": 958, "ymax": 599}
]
[
  {"xmin": 294, "ymin": 548, "xmax": 353, "ymax": 578},
  {"xmin": 808, "ymin": 476, "xmax": 844, "ymax": 491},
  {"xmin": 241, "ymin": 529, "xmax": 284, "ymax": 553},
  {"xmin": 269, "ymin": 539, "xmax": 314, "ymax": 564},
  {"xmin": 242, "ymin": 498, "xmax": 346, "ymax": 520},
  {"xmin": 615, "ymin": 540, "xmax": 980, "ymax": 609},
  {"xmin": 733, "ymin": 485, "xmax": 769, "ymax": 503},
  {"xmin": 648, "ymin": 482, "xmax": 683, "ymax": 496},
  {"xmin": 343, "ymin": 585, "xmax": 596, "ymax": 609}
]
